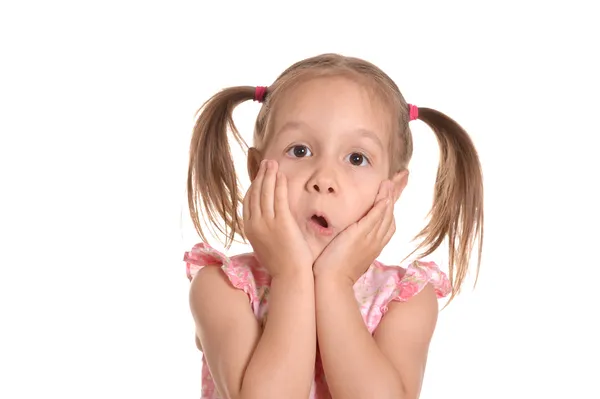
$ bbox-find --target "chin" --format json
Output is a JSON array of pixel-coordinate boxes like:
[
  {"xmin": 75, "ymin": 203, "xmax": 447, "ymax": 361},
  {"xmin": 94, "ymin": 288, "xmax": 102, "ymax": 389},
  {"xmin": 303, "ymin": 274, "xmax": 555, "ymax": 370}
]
[{"xmin": 307, "ymin": 237, "xmax": 328, "ymax": 261}]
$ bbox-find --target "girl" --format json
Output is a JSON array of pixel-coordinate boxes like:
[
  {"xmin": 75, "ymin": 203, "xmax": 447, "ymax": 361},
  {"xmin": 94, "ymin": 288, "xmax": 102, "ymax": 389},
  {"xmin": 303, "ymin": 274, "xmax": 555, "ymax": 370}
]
[{"xmin": 183, "ymin": 54, "xmax": 483, "ymax": 399}]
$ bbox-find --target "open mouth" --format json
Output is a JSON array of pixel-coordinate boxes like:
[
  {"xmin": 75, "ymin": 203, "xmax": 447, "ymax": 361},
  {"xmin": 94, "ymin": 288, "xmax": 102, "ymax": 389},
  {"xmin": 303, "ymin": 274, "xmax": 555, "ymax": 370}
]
[{"xmin": 311, "ymin": 215, "xmax": 329, "ymax": 228}]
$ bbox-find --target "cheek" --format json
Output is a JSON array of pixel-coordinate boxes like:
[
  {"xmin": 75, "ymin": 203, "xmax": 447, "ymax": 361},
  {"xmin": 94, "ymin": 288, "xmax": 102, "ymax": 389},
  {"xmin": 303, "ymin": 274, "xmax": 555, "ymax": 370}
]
[
  {"xmin": 276, "ymin": 157, "xmax": 310, "ymax": 190},
  {"xmin": 342, "ymin": 173, "xmax": 384, "ymax": 217},
  {"xmin": 276, "ymin": 158, "xmax": 295, "ymax": 175},
  {"xmin": 346, "ymin": 196, "xmax": 374, "ymax": 221},
  {"xmin": 348, "ymin": 172, "xmax": 382, "ymax": 199}
]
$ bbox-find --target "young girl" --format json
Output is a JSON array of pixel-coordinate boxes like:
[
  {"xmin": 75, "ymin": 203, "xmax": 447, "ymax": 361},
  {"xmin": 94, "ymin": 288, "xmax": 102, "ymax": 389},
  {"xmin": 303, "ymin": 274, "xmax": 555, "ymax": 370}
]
[{"xmin": 183, "ymin": 53, "xmax": 483, "ymax": 399}]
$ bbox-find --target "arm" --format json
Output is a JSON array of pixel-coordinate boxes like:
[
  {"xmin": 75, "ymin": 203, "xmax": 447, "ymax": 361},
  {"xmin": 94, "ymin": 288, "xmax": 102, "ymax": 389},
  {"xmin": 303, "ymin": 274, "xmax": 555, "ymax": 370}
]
[
  {"xmin": 315, "ymin": 276, "xmax": 438, "ymax": 399},
  {"xmin": 190, "ymin": 266, "xmax": 316, "ymax": 399}
]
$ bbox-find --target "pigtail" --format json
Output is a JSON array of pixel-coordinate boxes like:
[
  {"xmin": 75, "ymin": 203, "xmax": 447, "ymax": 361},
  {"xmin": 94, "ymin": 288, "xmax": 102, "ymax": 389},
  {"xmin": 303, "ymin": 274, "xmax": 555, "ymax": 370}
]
[
  {"xmin": 187, "ymin": 86, "xmax": 257, "ymax": 248},
  {"xmin": 412, "ymin": 107, "xmax": 484, "ymax": 302}
]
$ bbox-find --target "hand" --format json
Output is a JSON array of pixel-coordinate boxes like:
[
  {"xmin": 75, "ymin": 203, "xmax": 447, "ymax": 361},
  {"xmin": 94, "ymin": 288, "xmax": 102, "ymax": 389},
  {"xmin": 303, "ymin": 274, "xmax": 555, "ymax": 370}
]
[
  {"xmin": 243, "ymin": 159, "xmax": 314, "ymax": 278},
  {"xmin": 313, "ymin": 180, "xmax": 396, "ymax": 284}
]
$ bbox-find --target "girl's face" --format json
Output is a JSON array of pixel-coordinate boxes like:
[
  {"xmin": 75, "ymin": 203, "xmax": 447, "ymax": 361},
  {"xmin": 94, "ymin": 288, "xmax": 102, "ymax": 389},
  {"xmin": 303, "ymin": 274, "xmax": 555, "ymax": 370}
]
[{"xmin": 260, "ymin": 76, "xmax": 408, "ymax": 259}]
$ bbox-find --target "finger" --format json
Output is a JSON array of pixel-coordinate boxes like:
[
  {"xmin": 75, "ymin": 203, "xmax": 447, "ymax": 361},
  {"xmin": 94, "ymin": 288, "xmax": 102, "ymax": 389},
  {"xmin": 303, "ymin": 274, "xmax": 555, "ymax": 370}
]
[
  {"xmin": 243, "ymin": 174, "xmax": 254, "ymax": 221},
  {"xmin": 375, "ymin": 184, "xmax": 395, "ymax": 237},
  {"xmin": 357, "ymin": 197, "xmax": 389, "ymax": 236},
  {"xmin": 374, "ymin": 180, "xmax": 390, "ymax": 204},
  {"xmin": 274, "ymin": 171, "xmax": 289, "ymax": 218},
  {"xmin": 250, "ymin": 160, "xmax": 267, "ymax": 218},
  {"xmin": 376, "ymin": 196, "xmax": 395, "ymax": 241},
  {"xmin": 358, "ymin": 181, "xmax": 389, "ymax": 234},
  {"xmin": 382, "ymin": 219, "xmax": 396, "ymax": 245},
  {"xmin": 260, "ymin": 160, "xmax": 278, "ymax": 218},
  {"xmin": 243, "ymin": 186, "xmax": 251, "ymax": 222}
]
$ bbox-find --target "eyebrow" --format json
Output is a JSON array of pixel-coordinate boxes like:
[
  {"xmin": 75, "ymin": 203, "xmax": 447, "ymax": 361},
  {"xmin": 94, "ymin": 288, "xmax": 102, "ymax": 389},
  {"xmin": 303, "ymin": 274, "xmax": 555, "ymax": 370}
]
[
  {"xmin": 353, "ymin": 128, "xmax": 384, "ymax": 151},
  {"xmin": 276, "ymin": 120, "xmax": 384, "ymax": 151}
]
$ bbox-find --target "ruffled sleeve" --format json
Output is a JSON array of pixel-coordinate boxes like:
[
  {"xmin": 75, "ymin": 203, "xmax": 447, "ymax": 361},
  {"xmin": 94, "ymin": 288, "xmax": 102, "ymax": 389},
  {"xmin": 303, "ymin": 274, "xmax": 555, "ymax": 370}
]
[
  {"xmin": 391, "ymin": 260, "xmax": 451, "ymax": 303},
  {"xmin": 355, "ymin": 260, "xmax": 452, "ymax": 333},
  {"xmin": 183, "ymin": 242, "xmax": 263, "ymax": 312}
]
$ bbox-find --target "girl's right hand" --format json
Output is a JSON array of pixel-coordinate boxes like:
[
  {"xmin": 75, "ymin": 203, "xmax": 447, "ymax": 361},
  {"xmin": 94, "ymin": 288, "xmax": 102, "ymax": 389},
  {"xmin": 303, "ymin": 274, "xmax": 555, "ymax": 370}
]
[{"xmin": 243, "ymin": 159, "xmax": 314, "ymax": 278}]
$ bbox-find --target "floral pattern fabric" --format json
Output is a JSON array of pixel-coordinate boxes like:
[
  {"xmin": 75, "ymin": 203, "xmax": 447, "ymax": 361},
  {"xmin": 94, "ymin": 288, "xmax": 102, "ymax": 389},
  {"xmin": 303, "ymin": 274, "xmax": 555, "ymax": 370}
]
[{"xmin": 184, "ymin": 242, "xmax": 451, "ymax": 398}]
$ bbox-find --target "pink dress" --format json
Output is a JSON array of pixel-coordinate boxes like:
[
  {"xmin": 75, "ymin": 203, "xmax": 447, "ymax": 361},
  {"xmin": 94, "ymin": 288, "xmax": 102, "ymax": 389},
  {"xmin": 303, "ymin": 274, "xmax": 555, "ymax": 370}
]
[{"xmin": 184, "ymin": 242, "xmax": 451, "ymax": 399}]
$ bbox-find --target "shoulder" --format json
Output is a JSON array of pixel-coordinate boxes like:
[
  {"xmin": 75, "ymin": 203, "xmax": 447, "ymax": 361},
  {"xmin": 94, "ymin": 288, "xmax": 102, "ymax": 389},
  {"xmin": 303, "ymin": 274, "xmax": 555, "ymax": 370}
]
[
  {"xmin": 353, "ymin": 259, "xmax": 450, "ymax": 333},
  {"xmin": 356, "ymin": 259, "xmax": 450, "ymax": 306},
  {"xmin": 368, "ymin": 259, "xmax": 450, "ymax": 301},
  {"xmin": 367, "ymin": 258, "xmax": 450, "ymax": 344},
  {"xmin": 189, "ymin": 264, "xmax": 247, "ymax": 317},
  {"xmin": 184, "ymin": 242, "xmax": 263, "ymax": 278},
  {"xmin": 391, "ymin": 259, "xmax": 451, "ymax": 302},
  {"xmin": 376, "ymin": 282, "xmax": 439, "ymax": 338},
  {"xmin": 363, "ymin": 259, "xmax": 442, "ymax": 334},
  {"xmin": 184, "ymin": 242, "xmax": 271, "ymax": 311}
]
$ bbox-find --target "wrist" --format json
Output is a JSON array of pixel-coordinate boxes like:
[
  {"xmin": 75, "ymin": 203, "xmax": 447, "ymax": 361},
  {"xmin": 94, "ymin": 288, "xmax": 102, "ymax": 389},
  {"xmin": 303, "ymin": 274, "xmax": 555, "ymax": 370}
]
[
  {"xmin": 269, "ymin": 265, "xmax": 314, "ymax": 281},
  {"xmin": 313, "ymin": 267, "xmax": 354, "ymax": 288},
  {"xmin": 270, "ymin": 267, "xmax": 315, "ymax": 296}
]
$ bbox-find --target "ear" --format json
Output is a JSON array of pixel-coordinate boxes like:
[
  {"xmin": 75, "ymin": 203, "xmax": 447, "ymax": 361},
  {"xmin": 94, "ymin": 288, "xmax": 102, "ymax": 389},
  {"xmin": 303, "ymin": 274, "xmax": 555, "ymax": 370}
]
[
  {"xmin": 390, "ymin": 169, "xmax": 409, "ymax": 203},
  {"xmin": 247, "ymin": 147, "xmax": 263, "ymax": 181}
]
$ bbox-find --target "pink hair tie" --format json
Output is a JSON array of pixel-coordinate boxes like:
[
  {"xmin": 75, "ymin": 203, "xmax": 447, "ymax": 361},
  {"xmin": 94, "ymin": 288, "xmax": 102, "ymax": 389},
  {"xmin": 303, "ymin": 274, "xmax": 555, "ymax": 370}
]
[
  {"xmin": 408, "ymin": 104, "xmax": 419, "ymax": 121},
  {"xmin": 254, "ymin": 86, "xmax": 268, "ymax": 103}
]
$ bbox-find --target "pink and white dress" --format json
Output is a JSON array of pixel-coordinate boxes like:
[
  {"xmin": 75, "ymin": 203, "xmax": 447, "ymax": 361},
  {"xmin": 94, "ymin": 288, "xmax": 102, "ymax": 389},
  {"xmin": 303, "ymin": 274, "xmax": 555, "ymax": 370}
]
[{"xmin": 184, "ymin": 242, "xmax": 450, "ymax": 399}]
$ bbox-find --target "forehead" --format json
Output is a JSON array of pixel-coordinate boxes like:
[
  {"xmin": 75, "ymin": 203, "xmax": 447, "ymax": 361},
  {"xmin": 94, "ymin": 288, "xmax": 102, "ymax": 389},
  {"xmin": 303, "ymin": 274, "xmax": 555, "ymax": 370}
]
[{"xmin": 270, "ymin": 76, "xmax": 393, "ymax": 146}]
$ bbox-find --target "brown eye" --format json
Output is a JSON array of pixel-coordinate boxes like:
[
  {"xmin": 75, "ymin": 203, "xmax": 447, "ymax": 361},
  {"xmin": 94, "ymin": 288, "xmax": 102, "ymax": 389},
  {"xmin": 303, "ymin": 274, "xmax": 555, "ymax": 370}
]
[
  {"xmin": 286, "ymin": 145, "xmax": 312, "ymax": 158},
  {"xmin": 347, "ymin": 152, "xmax": 369, "ymax": 166}
]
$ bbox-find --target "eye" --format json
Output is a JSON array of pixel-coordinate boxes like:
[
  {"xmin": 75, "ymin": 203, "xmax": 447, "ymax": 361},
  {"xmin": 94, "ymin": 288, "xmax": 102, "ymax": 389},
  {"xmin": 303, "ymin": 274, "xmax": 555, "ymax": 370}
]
[
  {"xmin": 286, "ymin": 145, "xmax": 312, "ymax": 158},
  {"xmin": 345, "ymin": 152, "xmax": 370, "ymax": 166}
]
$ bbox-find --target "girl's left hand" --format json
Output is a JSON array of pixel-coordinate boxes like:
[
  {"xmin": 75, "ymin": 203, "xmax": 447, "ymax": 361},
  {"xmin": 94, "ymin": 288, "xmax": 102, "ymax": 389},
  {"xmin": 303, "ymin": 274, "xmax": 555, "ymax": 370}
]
[{"xmin": 313, "ymin": 180, "xmax": 396, "ymax": 285}]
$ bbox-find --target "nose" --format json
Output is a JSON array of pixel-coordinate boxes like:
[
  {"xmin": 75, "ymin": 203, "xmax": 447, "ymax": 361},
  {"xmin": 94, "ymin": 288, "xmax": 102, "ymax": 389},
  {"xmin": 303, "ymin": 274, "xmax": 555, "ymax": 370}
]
[
  {"xmin": 307, "ymin": 171, "xmax": 337, "ymax": 194},
  {"xmin": 313, "ymin": 182, "xmax": 335, "ymax": 193}
]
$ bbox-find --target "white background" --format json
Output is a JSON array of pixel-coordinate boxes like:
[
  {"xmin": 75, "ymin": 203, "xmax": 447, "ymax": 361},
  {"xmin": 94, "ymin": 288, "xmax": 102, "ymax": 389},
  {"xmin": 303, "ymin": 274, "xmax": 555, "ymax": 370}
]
[{"xmin": 1, "ymin": 1, "xmax": 598, "ymax": 398}]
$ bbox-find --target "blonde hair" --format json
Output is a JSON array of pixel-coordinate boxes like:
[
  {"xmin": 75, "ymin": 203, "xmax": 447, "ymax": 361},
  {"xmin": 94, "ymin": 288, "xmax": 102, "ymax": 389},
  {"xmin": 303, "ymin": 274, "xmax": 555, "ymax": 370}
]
[{"xmin": 187, "ymin": 53, "xmax": 483, "ymax": 302}]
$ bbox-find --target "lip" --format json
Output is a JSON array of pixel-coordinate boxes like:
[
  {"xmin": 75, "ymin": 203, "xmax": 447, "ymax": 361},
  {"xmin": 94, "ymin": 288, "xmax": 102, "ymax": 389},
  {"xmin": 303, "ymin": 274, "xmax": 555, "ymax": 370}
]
[{"xmin": 307, "ymin": 212, "xmax": 334, "ymax": 236}]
